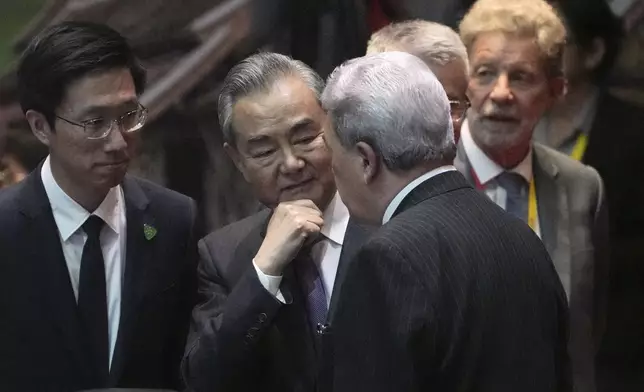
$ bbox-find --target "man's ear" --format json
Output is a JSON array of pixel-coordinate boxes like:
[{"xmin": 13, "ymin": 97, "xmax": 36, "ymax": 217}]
[
  {"xmin": 355, "ymin": 141, "xmax": 380, "ymax": 185},
  {"xmin": 584, "ymin": 37, "xmax": 606, "ymax": 72},
  {"xmin": 548, "ymin": 75, "xmax": 567, "ymax": 102},
  {"xmin": 25, "ymin": 110, "xmax": 53, "ymax": 147},
  {"xmin": 224, "ymin": 142, "xmax": 250, "ymax": 182}
]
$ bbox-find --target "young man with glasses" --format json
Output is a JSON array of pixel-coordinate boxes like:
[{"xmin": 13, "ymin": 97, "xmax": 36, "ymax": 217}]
[{"xmin": 0, "ymin": 22, "xmax": 199, "ymax": 391}]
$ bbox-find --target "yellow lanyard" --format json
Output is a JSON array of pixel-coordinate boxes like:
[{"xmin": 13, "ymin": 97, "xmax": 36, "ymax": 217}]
[
  {"xmin": 529, "ymin": 132, "xmax": 587, "ymax": 231},
  {"xmin": 527, "ymin": 178, "xmax": 537, "ymax": 232},
  {"xmin": 570, "ymin": 133, "xmax": 588, "ymax": 161},
  {"xmin": 528, "ymin": 133, "xmax": 586, "ymax": 231}
]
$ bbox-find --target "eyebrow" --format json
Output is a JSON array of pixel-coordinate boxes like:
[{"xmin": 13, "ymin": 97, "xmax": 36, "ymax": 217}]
[
  {"xmin": 245, "ymin": 118, "xmax": 317, "ymax": 147},
  {"xmin": 290, "ymin": 118, "xmax": 315, "ymax": 134},
  {"xmin": 77, "ymin": 99, "xmax": 139, "ymax": 118},
  {"xmin": 474, "ymin": 59, "xmax": 536, "ymax": 70},
  {"xmin": 246, "ymin": 134, "xmax": 272, "ymax": 146}
]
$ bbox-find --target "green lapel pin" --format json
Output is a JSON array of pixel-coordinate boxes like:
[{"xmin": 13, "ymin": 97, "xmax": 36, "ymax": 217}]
[{"xmin": 143, "ymin": 223, "xmax": 157, "ymax": 241}]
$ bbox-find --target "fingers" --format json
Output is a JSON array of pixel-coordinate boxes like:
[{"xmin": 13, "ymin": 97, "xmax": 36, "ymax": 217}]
[
  {"xmin": 300, "ymin": 220, "xmax": 322, "ymax": 238},
  {"xmin": 299, "ymin": 213, "xmax": 324, "ymax": 228},
  {"xmin": 271, "ymin": 199, "xmax": 324, "ymax": 236}
]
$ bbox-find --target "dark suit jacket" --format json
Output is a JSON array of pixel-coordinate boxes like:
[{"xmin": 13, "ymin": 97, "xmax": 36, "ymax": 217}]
[
  {"xmin": 0, "ymin": 167, "xmax": 199, "ymax": 392},
  {"xmin": 182, "ymin": 208, "xmax": 370, "ymax": 392},
  {"xmin": 455, "ymin": 140, "xmax": 609, "ymax": 392},
  {"xmin": 586, "ymin": 92, "xmax": 644, "ymax": 392},
  {"xmin": 326, "ymin": 171, "xmax": 571, "ymax": 392}
]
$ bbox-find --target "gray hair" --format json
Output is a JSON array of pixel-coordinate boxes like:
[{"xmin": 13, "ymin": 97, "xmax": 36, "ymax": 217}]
[
  {"xmin": 367, "ymin": 20, "xmax": 469, "ymax": 73},
  {"xmin": 321, "ymin": 51, "xmax": 455, "ymax": 171},
  {"xmin": 217, "ymin": 52, "xmax": 324, "ymax": 144}
]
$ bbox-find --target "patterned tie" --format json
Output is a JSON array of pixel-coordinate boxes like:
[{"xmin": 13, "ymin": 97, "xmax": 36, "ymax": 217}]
[
  {"xmin": 296, "ymin": 239, "xmax": 328, "ymax": 333},
  {"xmin": 496, "ymin": 172, "xmax": 529, "ymax": 223},
  {"xmin": 78, "ymin": 215, "xmax": 109, "ymax": 386}
]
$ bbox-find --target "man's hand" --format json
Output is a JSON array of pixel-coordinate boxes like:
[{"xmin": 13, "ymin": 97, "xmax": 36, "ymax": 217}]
[{"xmin": 254, "ymin": 200, "xmax": 324, "ymax": 276}]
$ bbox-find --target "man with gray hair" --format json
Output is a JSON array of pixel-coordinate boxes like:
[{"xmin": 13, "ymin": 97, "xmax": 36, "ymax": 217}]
[
  {"xmin": 321, "ymin": 51, "xmax": 570, "ymax": 391},
  {"xmin": 182, "ymin": 52, "xmax": 369, "ymax": 392},
  {"xmin": 367, "ymin": 20, "xmax": 470, "ymax": 142}
]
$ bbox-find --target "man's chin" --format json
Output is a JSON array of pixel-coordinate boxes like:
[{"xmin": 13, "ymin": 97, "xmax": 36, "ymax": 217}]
[
  {"xmin": 277, "ymin": 183, "xmax": 336, "ymax": 210},
  {"xmin": 473, "ymin": 124, "xmax": 527, "ymax": 151},
  {"xmin": 95, "ymin": 170, "xmax": 127, "ymax": 190}
]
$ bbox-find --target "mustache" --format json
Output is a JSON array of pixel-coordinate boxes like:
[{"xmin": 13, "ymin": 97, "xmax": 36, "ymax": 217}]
[{"xmin": 480, "ymin": 107, "xmax": 518, "ymax": 120}]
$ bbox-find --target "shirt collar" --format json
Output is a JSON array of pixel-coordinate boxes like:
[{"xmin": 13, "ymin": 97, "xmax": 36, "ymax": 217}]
[
  {"xmin": 382, "ymin": 165, "xmax": 457, "ymax": 224},
  {"xmin": 461, "ymin": 121, "xmax": 533, "ymax": 185},
  {"xmin": 41, "ymin": 155, "xmax": 123, "ymax": 241},
  {"xmin": 320, "ymin": 192, "xmax": 350, "ymax": 245}
]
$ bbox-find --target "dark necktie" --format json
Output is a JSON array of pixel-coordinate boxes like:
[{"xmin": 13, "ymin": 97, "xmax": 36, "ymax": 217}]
[
  {"xmin": 496, "ymin": 172, "xmax": 528, "ymax": 222},
  {"xmin": 78, "ymin": 215, "xmax": 109, "ymax": 386},
  {"xmin": 295, "ymin": 239, "xmax": 328, "ymax": 333}
]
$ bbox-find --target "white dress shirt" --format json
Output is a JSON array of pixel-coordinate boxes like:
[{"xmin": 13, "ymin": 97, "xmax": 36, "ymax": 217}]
[
  {"xmin": 254, "ymin": 192, "xmax": 350, "ymax": 305},
  {"xmin": 461, "ymin": 122, "xmax": 541, "ymax": 237},
  {"xmin": 382, "ymin": 165, "xmax": 457, "ymax": 224},
  {"xmin": 41, "ymin": 156, "xmax": 126, "ymax": 368}
]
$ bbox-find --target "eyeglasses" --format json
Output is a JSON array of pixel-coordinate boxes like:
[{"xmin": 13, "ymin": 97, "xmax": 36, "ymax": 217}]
[
  {"xmin": 449, "ymin": 100, "xmax": 470, "ymax": 124},
  {"xmin": 55, "ymin": 104, "xmax": 148, "ymax": 140}
]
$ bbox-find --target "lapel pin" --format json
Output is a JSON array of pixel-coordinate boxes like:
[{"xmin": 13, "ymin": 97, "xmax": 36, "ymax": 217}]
[{"xmin": 143, "ymin": 223, "xmax": 157, "ymax": 241}]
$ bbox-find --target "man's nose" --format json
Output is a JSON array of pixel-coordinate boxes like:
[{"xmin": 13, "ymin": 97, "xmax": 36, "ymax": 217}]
[
  {"xmin": 103, "ymin": 124, "xmax": 128, "ymax": 153},
  {"xmin": 279, "ymin": 147, "xmax": 305, "ymax": 174},
  {"xmin": 489, "ymin": 73, "xmax": 513, "ymax": 103}
]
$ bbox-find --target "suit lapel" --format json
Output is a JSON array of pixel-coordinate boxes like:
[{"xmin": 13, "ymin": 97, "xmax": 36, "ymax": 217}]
[
  {"xmin": 327, "ymin": 219, "xmax": 371, "ymax": 321},
  {"xmin": 17, "ymin": 168, "xmax": 93, "ymax": 382},
  {"xmin": 108, "ymin": 177, "xmax": 153, "ymax": 386},
  {"xmin": 228, "ymin": 213, "xmax": 269, "ymax": 285},
  {"xmin": 533, "ymin": 145, "xmax": 572, "ymax": 298},
  {"xmin": 277, "ymin": 261, "xmax": 317, "ymax": 372},
  {"xmin": 229, "ymin": 213, "xmax": 317, "ymax": 389}
]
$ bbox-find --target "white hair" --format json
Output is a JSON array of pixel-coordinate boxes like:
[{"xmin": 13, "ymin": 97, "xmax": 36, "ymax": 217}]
[
  {"xmin": 367, "ymin": 20, "xmax": 469, "ymax": 73},
  {"xmin": 218, "ymin": 52, "xmax": 324, "ymax": 144},
  {"xmin": 321, "ymin": 51, "xmax": 455, "ymax": 170}
]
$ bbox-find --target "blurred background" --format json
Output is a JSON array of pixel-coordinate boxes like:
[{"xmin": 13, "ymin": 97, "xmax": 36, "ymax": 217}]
[{"xmin": 0, "ymin": 0, "xmax": 643, "ymax": 233}]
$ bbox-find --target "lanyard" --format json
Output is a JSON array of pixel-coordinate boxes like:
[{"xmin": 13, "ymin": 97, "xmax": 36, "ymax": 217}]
[
  {"xmin": 471, "ymin": 168, "xmax": 538, "ymax": 232},
  {"xmin": 570, "ymin": 133, "xmax": 588, "ymax": 161}
]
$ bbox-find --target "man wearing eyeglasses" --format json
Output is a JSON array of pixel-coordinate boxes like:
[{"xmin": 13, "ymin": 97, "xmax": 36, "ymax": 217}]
[
  {"xmin": 0, "ymin": 22, "xmax": 198, "ymax": 391},
  {"xmin": 366, "ymin": 20, "xmax": 470, "ymax": 143}
]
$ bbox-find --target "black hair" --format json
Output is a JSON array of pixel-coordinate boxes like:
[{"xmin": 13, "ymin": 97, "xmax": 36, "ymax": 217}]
[
  {"xmin": 17, "ymin": 21, "xmax": 146, "ymax": 127},
  {"xmin": 554, "ymin": 0, "xmax": 624, "ymax": 83}
]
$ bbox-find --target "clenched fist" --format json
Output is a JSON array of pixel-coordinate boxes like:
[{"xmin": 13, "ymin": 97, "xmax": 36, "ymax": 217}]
[{"xmin": 254, "ymin": 200, "xmax": 324, "ymax": 276}]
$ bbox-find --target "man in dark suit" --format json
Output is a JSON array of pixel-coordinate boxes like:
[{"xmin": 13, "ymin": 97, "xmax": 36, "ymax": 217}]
[
  {"xmin": 182, "ymin": 52, "xmax": 369, "ymax": 392},
  {"xmin": 320, "ymin": 51, "xmax": 570, "ymax": 391},
  {"xmin": 0, "ymin": 22, "xmax": 198, "ymax": 391}
]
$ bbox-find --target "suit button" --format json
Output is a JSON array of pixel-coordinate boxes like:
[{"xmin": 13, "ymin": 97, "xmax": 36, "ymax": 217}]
[
  {"xmin": 316, "ymin": 323, "xmax": 331, "ymax": 335},
  {"xmin": 258, "ymin": 312, "xmax": 268, "ymax": 323}
]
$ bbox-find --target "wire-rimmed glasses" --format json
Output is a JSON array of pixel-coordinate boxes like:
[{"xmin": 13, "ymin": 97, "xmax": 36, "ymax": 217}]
[{"xmin": 55, "ymin": 104, "xmax": 148, "ymax": 140}]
